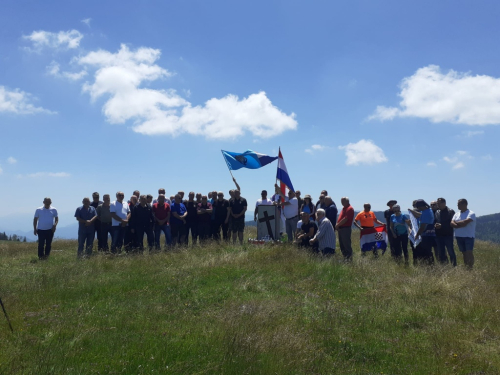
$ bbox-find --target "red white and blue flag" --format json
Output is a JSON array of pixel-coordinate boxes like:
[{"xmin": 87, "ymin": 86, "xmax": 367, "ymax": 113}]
[
  {"xmin": 276, "ymin": 148, "xmax": 294, "ymax": 200},
  {"xmin": 360, "ymin": 226, "xmax": 388, "ymax": 252}
]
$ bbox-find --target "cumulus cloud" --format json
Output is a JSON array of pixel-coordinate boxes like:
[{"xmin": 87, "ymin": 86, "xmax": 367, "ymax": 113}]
[
  {"xmin": 482, "ymin": 154, "xmax": 493, "ymax": 161},
  {"xmin": 7, "ymin": 157, "xmax": 17, "ymax": 164},
  {"xmin": 18, "ymin": 172, "xmax": 70, "ymax": 178},
  {"xmin": 77, "ymin": 44, "xmax": 297, "ymax": 139},
  {"xmin": 460, "ymin": 130, "xmax": 484, "ymax": 138},
  {"xmin": 305, "ymin": 144, "xmax": 326, "ymax": 154},
  {"xmin": 0, "ymin": 86, "xmax": 55, "ymax": 115},
  {"xmin": 23, "ymin": 29, "xmax": 83, "ymax": 51},
  {"xmin": 443, "ymin": 150, "xmax": 472, "ymax": 170},
  {"xmin": 369, "ymin": 65, "xmax": 500, "ymax": 126},
  {"xmin": 338, "ymin": 139, "xmax": 388, "ymax": 166},
  {"xmin": 47, "ymin": 61, "xmax": 87, "ymax": 81},
  {"xmin": 81, "ymin": 18, "xmax": 92, "ymax": 27}
]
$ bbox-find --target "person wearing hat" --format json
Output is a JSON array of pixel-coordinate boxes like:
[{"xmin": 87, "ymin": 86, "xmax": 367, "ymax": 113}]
[
  {"xmin": 409, "ymin": 199, "xmax": 435, "ymax": 265},
  {"xmin": 300, "ymin": 194, "xmax": 316, "ymax": 221},
  {"xmin": 384, "ymin": 200, "xmax": 397, "ymax": 256}
]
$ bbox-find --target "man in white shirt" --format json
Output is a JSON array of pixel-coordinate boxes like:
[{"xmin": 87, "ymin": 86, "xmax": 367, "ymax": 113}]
[
  {"xmin": 33, "ymin": 197, "xmax": 58, "ymax": 260},
  {"xmin": 274, "ymin": 184, "xmax": 299, "ymax": 242},
  {"xmin": 110, "ymin": 191, "xmax": 131, "ymax": 253},
  {"xmin": 451, "ymin": 198, "xmax": 476, "ymax": 269},
  {"xmin": 254, "ymin": 190, "xmax": 274, "ymax": 221}
]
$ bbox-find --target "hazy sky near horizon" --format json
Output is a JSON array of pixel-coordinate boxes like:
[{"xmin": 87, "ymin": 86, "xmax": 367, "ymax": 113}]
[{"xmin": 1, "ymin": 0, "xmax": 500, "ymax": 231}]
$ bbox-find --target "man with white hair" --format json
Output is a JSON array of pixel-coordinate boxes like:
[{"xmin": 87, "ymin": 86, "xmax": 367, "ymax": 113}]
[
  {"xmin": 33, "ymin": 197, "xmax": 58, "ymax": 260},
  {"xmin": 310, "ymin": 209, "xmax": 336, "ymax": 256}
]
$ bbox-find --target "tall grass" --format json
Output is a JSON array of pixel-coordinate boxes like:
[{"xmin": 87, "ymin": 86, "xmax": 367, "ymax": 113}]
[{"xmin": 1, "ymin": 229, "xmax": 499, "ymax": 374}]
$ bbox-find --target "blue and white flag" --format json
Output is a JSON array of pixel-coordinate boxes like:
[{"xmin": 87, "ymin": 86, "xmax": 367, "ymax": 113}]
[
  {"xmin": 408, "ymin": 209, "xmax": 422, "ymax": 247},
  {"xmin": 276, "ymin": 148, "xmax": 295, "ymax": 193},
  {"xmin": 360, "ymin": 226, "xmax": 388, "ymax": 252},
  {"xmin": 221, "ymin": 150, "xmax": 278, "ymax": 170}
]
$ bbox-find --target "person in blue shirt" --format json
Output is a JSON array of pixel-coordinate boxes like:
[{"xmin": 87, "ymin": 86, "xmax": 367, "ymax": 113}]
[
  {"xmin": 170, "ymin": 194, "xmax": 187, "ymax": 246},
  {"xmin": 75, "ymin": 197, "xmax": 97, "ymax": 258},
  {"xmin": 409, "ymin": 199, "xmax": 435, "ymax": 265},
  {"xmin": 390, "ymin": 204, "xmax": 412, "ymax": 264}
]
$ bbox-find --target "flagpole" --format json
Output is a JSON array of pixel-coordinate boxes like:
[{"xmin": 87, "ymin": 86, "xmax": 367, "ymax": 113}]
[{"xmin": 221, "ymin": 150, "xmax": 235, "ymax": 180}]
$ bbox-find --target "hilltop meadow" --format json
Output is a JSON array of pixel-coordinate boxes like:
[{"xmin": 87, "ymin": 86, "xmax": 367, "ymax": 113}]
[{"xmin": 1, "ymin": 229, "xmax": 500, "ymax": 375}]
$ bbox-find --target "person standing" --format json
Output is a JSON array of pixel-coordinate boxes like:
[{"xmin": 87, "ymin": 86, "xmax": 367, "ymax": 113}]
[
  {"xmin": 170, "ymin": 194, "xmax": 187, "ymax": 246},
  {"xmin": 213, "ymin": 192, "xmax": 230, "ymax": 241},
  {"xmin": 184, "ymin": 192, "xmax": 198, "ymax": 245},
  {"xmin": 354, "ymin": 204, "xmax": 384, "ymax": 229},
  {"xmin": 153, "ymin": 188, "xmax": 171, "ymax": 205},
  {"xmin": 228, "ymin": 189, "xmax": 247, "ymax": 245},
  {"xmin": 91, "ymin": 192, "xmax": 103, "ymax": 248},
  {"xmin": 295, "ymin": 190, "xmax": 304, "ymax": 217},
  {"xmin": 33, "ymin": 197, "xmax": 58, "ymax": 260},
  {"xmin": 389, "ymin": 204, "xmax": 411, "ymax": 264},
  {"xmin": 110, "ymin": 192, "xmax": 130, "ymax": 254},
  {"xmin": 152, "ymin": 194, "xmax": 171, "ymax": 250},
  {"xmin": 310, "ymin": 209, "xmax": 336, "ymax": 256},
  {"xmin": 335, "ymin": 197, "xmax": 354, "ymax": 261},
  {"xmin": 124, "ymin": 196, "xmax": 138, "ymax": 251},
  {"xmin": 316, "ymin": 190, "xmax": 328, "ymax": 210},
  {"xmin": 384, "ymin": 200, "xmax": 397, "ymax": 256},
  {"xmin": 132, "ymin": 195, "xmax": 155, "ymax": 252},
  {"xmin": 97, "ymin": 194, "xmax": 112, "ymax": 251},
  {"xmin": 210, "ymin": 190, "xmax": 219, "ymax": 240},
  {"xmin": 434, "ymin": 197, "xmax": 457, "ymax": 266},
  {"xmin": 254, "ymin": 190, "xmax": 273, "ymax": 222},
  {"xmin": 410, "ymin": 200, "xmax": 435, "ymax": 265},
  {"xmin": 451, "ymin": 199, "xmax": 476, "ymax": 269},
  {"xmin": 197, "ymin": 195, "xmax": 213, "ymax": 243},
  {"xmin": 274, "ymin": 184, "xmax": 299, "ymax": 242},
  {"xmin": 74, "ymin": 197, "xmax": 97, "ymax": 258},
  {"xmin": 324, "ymin": 197, "xmax": 338, "ymax": 227}
]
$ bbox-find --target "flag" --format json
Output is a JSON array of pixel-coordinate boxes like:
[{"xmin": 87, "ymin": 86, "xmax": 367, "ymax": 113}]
[
  {"xmin": 360, "ymin": 226, "xmax": 388, "ymax": 252},
  {"xmin": 276, "ymin": 148, "xmax": 294, "ymax": 197},
  {"xmin": 221, "ymin": 150, "xmax": 278, "ymax": 170},
  {"xmin": 408, "ymin": 210, "xmax": 422, "ymax": 247}
]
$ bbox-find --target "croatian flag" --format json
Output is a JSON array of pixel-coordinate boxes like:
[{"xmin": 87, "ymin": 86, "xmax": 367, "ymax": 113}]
[
  {"xmin": 276, "ymin": 148, "xmax": 295, "ymax": 199},
  {"xmin": 360, "ymin": 226, "xmax": 388, "ymax": 253},
  {"xmin": 221, "ymin": 150, "xmax": 278, "ymax": 170}
]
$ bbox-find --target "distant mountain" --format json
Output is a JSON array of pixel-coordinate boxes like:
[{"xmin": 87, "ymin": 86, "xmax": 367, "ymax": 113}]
[{"xmin": 475, "ymin": 213, "xmax": 500, "ymax": 244}]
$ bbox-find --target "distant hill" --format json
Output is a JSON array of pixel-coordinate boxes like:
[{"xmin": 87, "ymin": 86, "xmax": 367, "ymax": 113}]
[{"xmin": 475, "ymin": 213, "xmax": 500, "ymax": 243}]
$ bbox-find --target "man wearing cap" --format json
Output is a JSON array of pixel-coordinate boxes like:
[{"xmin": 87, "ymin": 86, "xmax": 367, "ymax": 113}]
[
  {"xmin": 409, "ymin": 199, "xmax": 435, "ymax": 265},
  {"xmin": 384, "ymin": 200, "xmax": 397, "ymax": 256},
  {"xmin": 275, "ymin": 184, "xmax": 299, "ymax": 242},
  {"xmin": 434, "ymin": 198, "xmax": 456, "ymax": 266},
  {"xmin": 335, "ymin": 197, "xmax": 354, "ymax": 261},
  {"xmin": 451, "ymin": 199, "xmax": 476, "ymax": 269}
]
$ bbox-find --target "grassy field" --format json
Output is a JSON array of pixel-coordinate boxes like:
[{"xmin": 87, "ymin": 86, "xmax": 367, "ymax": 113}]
[{"xmin": 1, "ymin": 229, "xmax": 499, "ymax": 374}]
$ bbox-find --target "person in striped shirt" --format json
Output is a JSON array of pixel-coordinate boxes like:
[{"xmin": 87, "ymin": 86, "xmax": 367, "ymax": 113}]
[{"xmin": 310, "ymin": 209, "xmax": 336, "ymax": 256}]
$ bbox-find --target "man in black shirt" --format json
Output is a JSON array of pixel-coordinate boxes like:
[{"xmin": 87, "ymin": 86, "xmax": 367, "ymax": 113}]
[
  {"xmin": 91, "ymin": 192, "xmax": 104, "ymax": 250},
  {"xmin": 434, "ymin": 197, "xmax": 457, "ymax": 266},
  {"xmin": 228, "ymin": 190, "xmax": 247, "ymax": 245},
  {"xmin": 384, "ymin": 200, "xmax": 397, "ymax": 255},
  {"xmin": 132, "ymin": 195, "xmax": 155, "ymax": 252},
  {"xmin": 296, "ymin": 212, "xmax": 318, "ymax": 252},
  {"xmin": 213, "ymin": 192, "xmax": 230, "ymax": 241},
  {"xmin": 184, "ymin": 192, "xmax": 198, "ymax": 246}
]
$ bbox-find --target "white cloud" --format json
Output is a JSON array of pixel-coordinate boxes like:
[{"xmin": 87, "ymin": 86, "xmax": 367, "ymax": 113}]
[
  {"xmin": 369, "ymin": 65, "xmax": 500, "ymax": 126},
  {"xmin": 460, "ymin": 130, "xmax": 484, "ymax": 137},
  {"xmin": 7, "ymin": 157, "xmax": 17, "ymax": 164},
  {"xmin": 0, "ymin": 165, "xmax": 2, "ymax": 174},
  {"xmin": 81, "ymin": 18, "xmax": 92, "ymax": 27},
  {"xmin": 77, "ymin": 44, "xmax": 297, "ymax": 139},
  {"xmin": 427, "ymin": 162, "xmax": 437, "ymax": 167},
  {"xmin": 23, "ymin": 29, "xmax": 83, "ymax": 51},
  {"xmin": 0, "ymin": 86, "xmax": 55, "ymax": 115},
  {"xmin": 18, "ymin": 172, "xmax": 70, "ymax": 178},
  {"xmin": 305, "ymin": 144, "xmax": 327, "ymax": 154},
  {"xmin": 482, "ymin": 154, "xmax": 493, "ymax": 161},
  {"xmin": 47, "ymin": 61, "xmax": 87, "ymax": 81},
  {"xmin": 338, "ymin": 139, "xmax": 388, "ymax": 166},
  {"xmin": 443, "ymin": 150, "xmax": 471, "ymax": 170}
]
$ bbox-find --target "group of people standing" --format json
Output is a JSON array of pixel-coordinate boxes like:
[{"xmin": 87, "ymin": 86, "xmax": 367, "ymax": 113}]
[{"xmin": 33, "ymin": 182, "xmax": 477, "ymax": 268}]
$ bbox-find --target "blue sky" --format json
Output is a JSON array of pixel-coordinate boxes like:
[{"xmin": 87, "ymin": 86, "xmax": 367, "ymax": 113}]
[{"xmin": 1, "ymin": 0, "xmax": 499, "ymax": 232}]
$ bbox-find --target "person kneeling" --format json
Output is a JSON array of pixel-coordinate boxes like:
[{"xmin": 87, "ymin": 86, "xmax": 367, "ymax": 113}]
[{"xmin": 296, "ymin": 212, "xmax": 318, "ymax": 253}]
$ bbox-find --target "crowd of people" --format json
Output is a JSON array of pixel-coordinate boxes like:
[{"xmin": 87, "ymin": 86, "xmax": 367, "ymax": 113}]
[{"xmin": 32, "ymin": 179, "xmax": 477, "ymax": 268}]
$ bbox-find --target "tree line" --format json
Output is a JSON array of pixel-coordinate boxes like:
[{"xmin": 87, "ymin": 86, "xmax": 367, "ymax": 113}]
[{"xmin": 0, "ymin": 232, "xmax": 27, "ymax": 242}]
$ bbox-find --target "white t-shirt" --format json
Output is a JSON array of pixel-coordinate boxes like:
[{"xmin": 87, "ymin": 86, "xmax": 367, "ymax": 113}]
[
  {"xmin": 34, "ymin": 206, "xmax": 58, "ymax": 230},
  {"xmin": 283, "ymin": 197, "xmax": 299, "ymax": 219},
  {"xmin": 452, "ymin": 209, "xmax": 476, "ymax": 238},
  {"xmin": 110, "ymin": 201, "xmax": 131, "ymax": 226},
  {"xmin": 297, "ymin": 219, "xmax": 303, "ymax": 229},
  {"xmin": 255, "ymin": 198, "xmax": 273, "ymax": 208}
]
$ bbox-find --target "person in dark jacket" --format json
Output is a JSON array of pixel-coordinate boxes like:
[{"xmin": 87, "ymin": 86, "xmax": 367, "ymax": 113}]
[
  {"xmin": 434, "ymin": 197, "xmax": 457, "ymax": 266},
  {"xmin": 132, "ymin": 195, "xmax": 155, "ymax": 252}
]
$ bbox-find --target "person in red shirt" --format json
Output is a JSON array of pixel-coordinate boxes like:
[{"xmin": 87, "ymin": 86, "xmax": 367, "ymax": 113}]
[
  {"xmin": 152, "ymin": 194, "xmax": 171, "ymax": 250},
  {"xmin": 335, "ymin": 197, "xmax": 354, "ymax": 260}
]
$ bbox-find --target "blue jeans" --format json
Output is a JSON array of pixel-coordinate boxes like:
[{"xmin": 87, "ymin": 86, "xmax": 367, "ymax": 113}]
[
  {"xmin": 436, "ymin": 235, "xmax": 456, "ymax": 266},
  {"xmin": 155, "ymin": 224, "xmax": 172, "ymax": 249},
  {"xmin": 111, "ymin": 226, "xmax": 126, "ymax": 253},
  {"xmin": 392, "ymin": 233, "xmax": 409, "ymax": 261},
  {"xmin": 456, "ymin": 237, "xmax": 474, "ymax": 252},
  {"xmin": 78, "ymin": 226, "xmax": 95, "ymax": 257},
  {"xmin": 285, "ymin": 216, "xmax": 299, "ymax": 242}
]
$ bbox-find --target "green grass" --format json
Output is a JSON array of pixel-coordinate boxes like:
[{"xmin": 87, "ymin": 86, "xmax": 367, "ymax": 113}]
[{"xmin": 1, "ymin": 230, "xmax": 500, "ymax": 374}]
